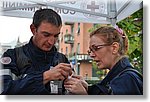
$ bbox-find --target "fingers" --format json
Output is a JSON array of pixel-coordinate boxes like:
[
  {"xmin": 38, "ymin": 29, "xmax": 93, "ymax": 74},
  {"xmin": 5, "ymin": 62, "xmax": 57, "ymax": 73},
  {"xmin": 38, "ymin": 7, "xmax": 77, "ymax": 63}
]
[
  {"xmin": 64, "ymin": 78, "xmax": 88, "ymax": 95},
  {"xmin": 72, "ymin": 75, "xmax": 83, "ymax": 79},
  {"xmin": 64, "ymin": 76, "xmax": 88, "ymax": 92},
  {"xmin": 64, "ymin": 77, "xmax": 79, "ymax": 85},
  {"xmin": 57, "ymin": 63, "xmax": 73, "ymax": 77},
  {"xmin": 56, "ymin": 63, "xmax": 72, "ymax": 74},
  {"xmin": 64, "ymin": 84, "xmax": 73, "ymax": 93},
  {"xmin": 48, "ymin": 63, "xmax": 73, "ymax": 81},
  {"xmin": 58, "ymin": 68, "xmax": 70, "ymax": 79}
]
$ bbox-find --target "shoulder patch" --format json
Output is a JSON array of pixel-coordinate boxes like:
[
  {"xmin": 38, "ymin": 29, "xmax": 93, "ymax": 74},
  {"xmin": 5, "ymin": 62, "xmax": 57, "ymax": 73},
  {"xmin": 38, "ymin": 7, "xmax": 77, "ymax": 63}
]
[{"xmin": 0, "ymin": 57, "xmax": 12, "ymax": 64}]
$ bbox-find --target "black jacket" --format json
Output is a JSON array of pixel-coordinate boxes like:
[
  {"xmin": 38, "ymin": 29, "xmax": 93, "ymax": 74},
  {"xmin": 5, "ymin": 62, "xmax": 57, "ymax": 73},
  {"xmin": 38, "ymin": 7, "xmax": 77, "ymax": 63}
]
[
  {"xmin": 88, "ymin": 57, "xmax": 143, "ymax": 95},
  {"xmin": 1, "ymin": 37, "xmax": 69, "ymax": 95}
]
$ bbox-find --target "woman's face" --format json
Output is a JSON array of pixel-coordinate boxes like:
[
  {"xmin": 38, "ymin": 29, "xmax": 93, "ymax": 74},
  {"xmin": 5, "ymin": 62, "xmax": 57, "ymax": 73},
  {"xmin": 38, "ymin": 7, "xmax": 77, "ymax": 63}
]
[{"xmin": 89, "ymin": 35, "xmax": 115, "ymax": 70}]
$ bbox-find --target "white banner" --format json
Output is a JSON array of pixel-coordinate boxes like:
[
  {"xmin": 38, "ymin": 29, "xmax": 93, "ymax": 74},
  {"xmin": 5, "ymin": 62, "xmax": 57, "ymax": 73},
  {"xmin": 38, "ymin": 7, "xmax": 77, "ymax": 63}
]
[{"xmin": 0, "ymin": 0, "xmax": 143, "ymax": 24}]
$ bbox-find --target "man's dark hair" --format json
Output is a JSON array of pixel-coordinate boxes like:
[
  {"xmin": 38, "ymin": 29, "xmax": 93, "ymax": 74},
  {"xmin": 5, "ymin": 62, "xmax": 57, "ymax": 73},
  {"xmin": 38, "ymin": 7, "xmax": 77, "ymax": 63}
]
[{"xmin": 32, "ymin": 8, "xmax": 62, "ymax": 28}]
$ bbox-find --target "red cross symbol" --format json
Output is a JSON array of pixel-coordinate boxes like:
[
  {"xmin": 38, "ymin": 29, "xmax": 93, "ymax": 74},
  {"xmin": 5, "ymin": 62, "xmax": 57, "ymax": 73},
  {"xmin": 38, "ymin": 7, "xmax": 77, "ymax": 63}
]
[{"xmin": 87, "ymin": 1, "xmax": 99, "ymax": 12}]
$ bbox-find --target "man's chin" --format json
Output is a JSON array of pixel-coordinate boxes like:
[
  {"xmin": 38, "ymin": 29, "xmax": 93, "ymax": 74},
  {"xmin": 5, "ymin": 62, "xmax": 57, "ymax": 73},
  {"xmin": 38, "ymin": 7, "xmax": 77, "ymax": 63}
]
[{"xmin": 42, "ymin": 47, "xmax": 52, "ymax": 52}]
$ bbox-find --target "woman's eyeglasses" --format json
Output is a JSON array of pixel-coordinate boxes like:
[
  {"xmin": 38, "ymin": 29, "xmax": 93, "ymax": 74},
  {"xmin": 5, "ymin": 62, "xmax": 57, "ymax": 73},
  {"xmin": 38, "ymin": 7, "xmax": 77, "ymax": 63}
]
[{"xmin": 87, "ymin": 43, "xmax": 111, "ymax": 55}]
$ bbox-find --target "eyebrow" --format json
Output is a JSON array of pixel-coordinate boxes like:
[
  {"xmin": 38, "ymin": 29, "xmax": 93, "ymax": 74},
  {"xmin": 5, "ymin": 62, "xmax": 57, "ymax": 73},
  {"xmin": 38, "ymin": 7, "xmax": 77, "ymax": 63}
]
[{"xmin": 42, "ymin": 31, "xmax": 60, "ymax": 36}]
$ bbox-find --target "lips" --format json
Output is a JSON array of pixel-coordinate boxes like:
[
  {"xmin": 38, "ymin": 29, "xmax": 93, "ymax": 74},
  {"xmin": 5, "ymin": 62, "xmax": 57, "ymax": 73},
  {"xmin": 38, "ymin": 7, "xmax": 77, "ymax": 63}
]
[
  {"xmin": 94, "ymin": 60, "xmax": 101, "ymax": 66},
  {"xmin": 44, "ymin": 44, "xmax": 52, "ymax": 49},
  {"xmin": 96, "ymin": 62, "xmax": 100, "ymax": 66}
]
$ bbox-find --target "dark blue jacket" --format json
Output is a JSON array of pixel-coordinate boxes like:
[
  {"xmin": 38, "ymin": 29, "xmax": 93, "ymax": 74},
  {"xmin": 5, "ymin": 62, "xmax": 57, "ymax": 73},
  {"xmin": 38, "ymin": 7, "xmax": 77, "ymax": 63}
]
[
  {"xmin": 1, "ymin": 37, "xmax": 69, "ymax": 95},
  {"xmin": 88, "ymin": 57, "xmax": 143, "ymax": 95}
]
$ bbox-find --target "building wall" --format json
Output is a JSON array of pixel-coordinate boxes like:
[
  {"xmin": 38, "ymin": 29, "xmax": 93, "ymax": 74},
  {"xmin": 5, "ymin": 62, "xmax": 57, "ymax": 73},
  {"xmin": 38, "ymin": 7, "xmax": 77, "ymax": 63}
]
[
  {"xmin": 60, "ymin": 25, "xmax": 71, "ymax": 55},
  {"xmin": 79, "ymin": 61, "xmax": 92, "ymax": 79},
  {"xmin": 59, "ymin": 22, "xmax": 95, "ymax": 78},
  {"xmin": 82, "ymin": 23, "xmax": 93, "ymax": 53}
]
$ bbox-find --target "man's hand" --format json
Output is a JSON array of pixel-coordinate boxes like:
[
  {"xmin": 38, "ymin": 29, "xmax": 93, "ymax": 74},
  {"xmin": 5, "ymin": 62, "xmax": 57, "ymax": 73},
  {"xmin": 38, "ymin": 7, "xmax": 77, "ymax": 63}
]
[{"xmin": 43, "ymin": 63, "xmax": 72, "ymax": 84}]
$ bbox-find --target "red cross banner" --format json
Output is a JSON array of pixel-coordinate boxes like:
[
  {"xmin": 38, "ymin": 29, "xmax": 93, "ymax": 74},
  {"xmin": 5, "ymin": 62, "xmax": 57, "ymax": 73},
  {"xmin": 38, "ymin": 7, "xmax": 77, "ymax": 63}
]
[{"xmin": 1, "ymin": 0, "xmax": 142, "ymax": 25}]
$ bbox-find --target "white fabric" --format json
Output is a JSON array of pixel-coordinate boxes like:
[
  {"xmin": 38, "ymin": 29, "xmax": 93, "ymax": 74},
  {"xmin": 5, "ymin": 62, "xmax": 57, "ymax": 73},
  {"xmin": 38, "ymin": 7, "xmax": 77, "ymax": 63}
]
[{"xmin": 1, "ymin": 0, "xmax": 143, "ymax": 25}]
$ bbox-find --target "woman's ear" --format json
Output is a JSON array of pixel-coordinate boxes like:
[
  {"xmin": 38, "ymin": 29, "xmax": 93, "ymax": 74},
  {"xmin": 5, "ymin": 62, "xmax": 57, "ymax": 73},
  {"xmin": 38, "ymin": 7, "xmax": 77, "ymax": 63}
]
[
  {"xmin": 111, "ymin": 42, "xmax": 120, "ymax": 54},
  {"xmin": 30, "ymin": 24, "xmax": 36, "ymax": 35}
]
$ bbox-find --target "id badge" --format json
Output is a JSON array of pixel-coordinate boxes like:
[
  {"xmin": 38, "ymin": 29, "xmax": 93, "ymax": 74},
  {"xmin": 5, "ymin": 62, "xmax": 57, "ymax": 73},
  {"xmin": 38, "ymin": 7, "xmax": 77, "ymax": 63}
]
[
  {"xmin": 50, "ymin": 80, "xmax": 63, "ymax": 94},
  {"xmin": 50, "ymin": 81, "xmax": 58, "ymax": 94}
]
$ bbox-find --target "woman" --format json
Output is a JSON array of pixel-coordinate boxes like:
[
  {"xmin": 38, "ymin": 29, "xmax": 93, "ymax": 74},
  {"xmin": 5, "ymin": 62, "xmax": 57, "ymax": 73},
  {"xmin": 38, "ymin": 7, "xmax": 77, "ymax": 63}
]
[{"xmin": 64, "ymin": 26, "xmax": 143, "ymax": 95}]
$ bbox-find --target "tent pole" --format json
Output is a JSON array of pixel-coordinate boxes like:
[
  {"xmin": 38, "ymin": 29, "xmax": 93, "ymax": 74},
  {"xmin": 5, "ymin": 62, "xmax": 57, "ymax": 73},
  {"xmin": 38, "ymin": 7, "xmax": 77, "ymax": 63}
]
[{"xmin": 108, "ymin": 0, "xmax": 117, "ymax": 26}]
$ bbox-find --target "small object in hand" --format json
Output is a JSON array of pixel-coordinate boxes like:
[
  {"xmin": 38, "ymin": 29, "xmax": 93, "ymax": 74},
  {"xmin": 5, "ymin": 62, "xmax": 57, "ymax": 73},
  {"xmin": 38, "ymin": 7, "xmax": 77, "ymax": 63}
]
[{"xmin": 68, "ymin": 76, "xmax": 72, "ymax": 79}]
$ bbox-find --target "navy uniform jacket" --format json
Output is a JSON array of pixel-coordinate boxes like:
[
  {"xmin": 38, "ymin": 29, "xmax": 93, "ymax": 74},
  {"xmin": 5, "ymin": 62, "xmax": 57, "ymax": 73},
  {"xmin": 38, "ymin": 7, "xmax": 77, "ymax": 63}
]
[
  {"xmin": 1, "ymin": 37, "xmax": 69, "ymax": 95},
  {"xmin": 88, "ymin": 57, "xmax": 143, "ymax": 95}
]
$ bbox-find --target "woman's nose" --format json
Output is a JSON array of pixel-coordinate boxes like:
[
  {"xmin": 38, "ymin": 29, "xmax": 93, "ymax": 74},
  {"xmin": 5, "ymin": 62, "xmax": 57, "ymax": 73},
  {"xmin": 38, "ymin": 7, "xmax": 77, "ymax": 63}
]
[{"xmin": 90, "ymin": 51, "xmax": 96, "ymax": 58}]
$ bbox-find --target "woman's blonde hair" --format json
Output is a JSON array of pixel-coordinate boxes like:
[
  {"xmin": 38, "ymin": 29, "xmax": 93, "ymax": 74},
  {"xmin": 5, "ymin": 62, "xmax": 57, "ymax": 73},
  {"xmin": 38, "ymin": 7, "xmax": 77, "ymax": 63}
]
[{"xmin": 90, "ymin": 26, "xmax": 128, "ymax": 55}]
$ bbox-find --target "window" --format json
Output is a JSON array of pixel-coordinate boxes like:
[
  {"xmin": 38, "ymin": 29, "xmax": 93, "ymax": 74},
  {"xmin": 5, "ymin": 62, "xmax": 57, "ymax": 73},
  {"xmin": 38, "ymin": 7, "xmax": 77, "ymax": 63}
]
[
  {"xmin": 66, "ymin": 47, "xmax": 68, "ymax": 55},
  {"xmin": 61, "ymin": 32, "xmax": 63, "ymax": 42},
  {"xmin": 93, "ymin": 23, "xmax": 97, "ymax": 27},
  {"xmin": 77, "ymin": 43, "xmax": 80, "ymax": 54},
  {"xmin": 66, "ymin": 29, "xmax": 68, "ymax": 34},
  {"xmin": 71, "ymin": 25, "xmax": 74, "ymax": 35},
  {"xmin": 77, "ymin": 23, "xmax": 80, "ymax": 35}
]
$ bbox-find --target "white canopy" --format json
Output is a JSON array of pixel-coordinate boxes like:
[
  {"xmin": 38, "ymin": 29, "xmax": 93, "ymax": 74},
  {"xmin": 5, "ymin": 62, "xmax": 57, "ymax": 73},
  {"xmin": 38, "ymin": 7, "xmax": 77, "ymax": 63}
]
[{"xmin": 0, "ymin": 0, "xmax": 143, "ymax": 25}]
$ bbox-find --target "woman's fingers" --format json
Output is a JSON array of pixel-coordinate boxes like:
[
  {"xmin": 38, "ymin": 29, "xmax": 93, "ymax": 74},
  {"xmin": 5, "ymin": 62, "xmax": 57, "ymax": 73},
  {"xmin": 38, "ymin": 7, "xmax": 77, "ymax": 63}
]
[{"xmin": 71, "ymin": 75, "xmax": 83, "ymax": 79}]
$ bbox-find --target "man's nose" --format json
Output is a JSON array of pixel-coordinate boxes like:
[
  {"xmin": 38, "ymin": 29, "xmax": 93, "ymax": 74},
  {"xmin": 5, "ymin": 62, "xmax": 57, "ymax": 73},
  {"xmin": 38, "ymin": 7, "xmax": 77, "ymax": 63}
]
[{"xmin": 48, "ymin": 36, "xmax": 55, "ymax": 45}]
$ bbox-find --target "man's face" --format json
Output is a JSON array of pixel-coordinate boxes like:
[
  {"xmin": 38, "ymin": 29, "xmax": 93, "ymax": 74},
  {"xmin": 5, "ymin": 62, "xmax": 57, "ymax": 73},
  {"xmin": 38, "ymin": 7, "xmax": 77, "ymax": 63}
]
[{"xmin": 31, "ymin": 21, "xmax": 61, "ymax": 51}]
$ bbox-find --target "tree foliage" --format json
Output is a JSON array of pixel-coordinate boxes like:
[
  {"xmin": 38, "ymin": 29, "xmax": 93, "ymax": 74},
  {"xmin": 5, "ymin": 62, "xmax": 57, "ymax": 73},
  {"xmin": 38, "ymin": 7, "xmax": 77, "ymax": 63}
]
[{"xmin": 117, "ymin": 8, "xmax": 143, "ymax": 73}]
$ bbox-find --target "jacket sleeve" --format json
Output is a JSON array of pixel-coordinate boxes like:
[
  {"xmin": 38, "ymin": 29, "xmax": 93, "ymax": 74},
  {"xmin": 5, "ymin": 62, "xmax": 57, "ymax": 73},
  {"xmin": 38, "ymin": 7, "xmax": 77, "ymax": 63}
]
[
  {"xmin": 1, "ymin": 49, "xmax": 49, "ymax": 95},
  {"xmin": 88, "ymin": 83, "xmax": 113, "ymax": 95},
  {"xmin": 88, "ymin": 84, "xmax": 103, "ymax": 95}
]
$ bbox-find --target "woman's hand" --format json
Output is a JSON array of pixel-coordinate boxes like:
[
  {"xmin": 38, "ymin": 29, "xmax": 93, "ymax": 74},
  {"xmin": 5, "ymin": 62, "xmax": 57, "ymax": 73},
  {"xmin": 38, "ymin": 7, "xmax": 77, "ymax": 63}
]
[{"xmin": 64, "ymin": 75, "xmax": 88, "ymax": 95}]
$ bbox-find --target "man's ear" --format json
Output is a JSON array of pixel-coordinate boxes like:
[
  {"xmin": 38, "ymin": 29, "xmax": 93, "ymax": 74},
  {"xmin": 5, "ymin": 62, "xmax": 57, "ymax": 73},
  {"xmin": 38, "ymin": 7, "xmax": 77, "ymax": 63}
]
[
  {"xmin": 30, "ymin": 24, "xmax": 36, "ymax": 35},
  {"xmin": 111, "ymin": 42, "xmax": 120, "ymax": 54}
]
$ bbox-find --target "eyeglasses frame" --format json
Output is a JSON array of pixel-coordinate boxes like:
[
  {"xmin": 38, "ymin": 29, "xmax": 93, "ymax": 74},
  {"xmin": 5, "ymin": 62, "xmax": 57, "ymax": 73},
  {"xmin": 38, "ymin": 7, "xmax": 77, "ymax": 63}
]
[{"xmin": 87, "ymin": 43, "xmax": 111, "ymax": 55}]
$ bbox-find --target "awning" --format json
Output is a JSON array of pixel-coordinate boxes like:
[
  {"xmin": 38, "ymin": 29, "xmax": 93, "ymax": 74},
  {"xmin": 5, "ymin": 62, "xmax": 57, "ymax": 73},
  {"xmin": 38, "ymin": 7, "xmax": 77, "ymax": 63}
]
[{"xmin": 0, "ymin": 0, "xmax": 143, "ymax": 25}]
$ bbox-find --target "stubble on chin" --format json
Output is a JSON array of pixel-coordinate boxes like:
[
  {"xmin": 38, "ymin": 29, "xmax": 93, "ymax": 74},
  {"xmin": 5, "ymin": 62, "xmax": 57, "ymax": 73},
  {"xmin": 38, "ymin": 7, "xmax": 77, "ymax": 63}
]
[{"xmin": 43, "ymin": 46, "xmax": 53, "ymax": 51}]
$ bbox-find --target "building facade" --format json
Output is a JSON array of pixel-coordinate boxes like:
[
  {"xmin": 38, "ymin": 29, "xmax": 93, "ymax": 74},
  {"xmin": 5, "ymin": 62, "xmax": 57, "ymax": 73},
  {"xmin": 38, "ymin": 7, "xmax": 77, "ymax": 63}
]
[{"xmin": 59, "ymin": 22, "xmax": 99, "ymax": 80}]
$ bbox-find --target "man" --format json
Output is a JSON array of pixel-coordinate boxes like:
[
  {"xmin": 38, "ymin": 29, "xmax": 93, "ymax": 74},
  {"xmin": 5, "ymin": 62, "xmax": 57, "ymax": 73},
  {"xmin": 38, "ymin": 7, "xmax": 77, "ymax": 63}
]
[{"xmin": 0, "ymin": 9, "xmax": 72, "ymax": 95}]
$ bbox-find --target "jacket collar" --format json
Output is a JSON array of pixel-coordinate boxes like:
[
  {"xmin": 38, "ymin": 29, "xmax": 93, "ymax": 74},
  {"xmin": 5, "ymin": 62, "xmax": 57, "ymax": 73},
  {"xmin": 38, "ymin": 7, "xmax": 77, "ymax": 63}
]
[
  {"xmin": 100, "ymin": 57, "xmax": 133, "ymax": 85},
  {"xmin": 27, "ymin": 37, "xmax": 57, "ymax": 59}
]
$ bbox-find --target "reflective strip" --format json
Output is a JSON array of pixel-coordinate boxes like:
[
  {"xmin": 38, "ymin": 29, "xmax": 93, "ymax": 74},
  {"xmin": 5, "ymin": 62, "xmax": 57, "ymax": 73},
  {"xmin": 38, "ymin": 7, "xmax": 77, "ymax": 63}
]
[
  {"xmin": 0, "ymin": 69, "xmax": 17, "ymax": 80},
  {"xmin": 0, "ymin": 69, "xmax": 11, "ymax": 76},
  {"xmin": 0, "ymin": 69, "xmax": 28, "ymax": 80},
  {"xmin": 22, "ymin": 74, "xmax": 27, "ymax": 78}
]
